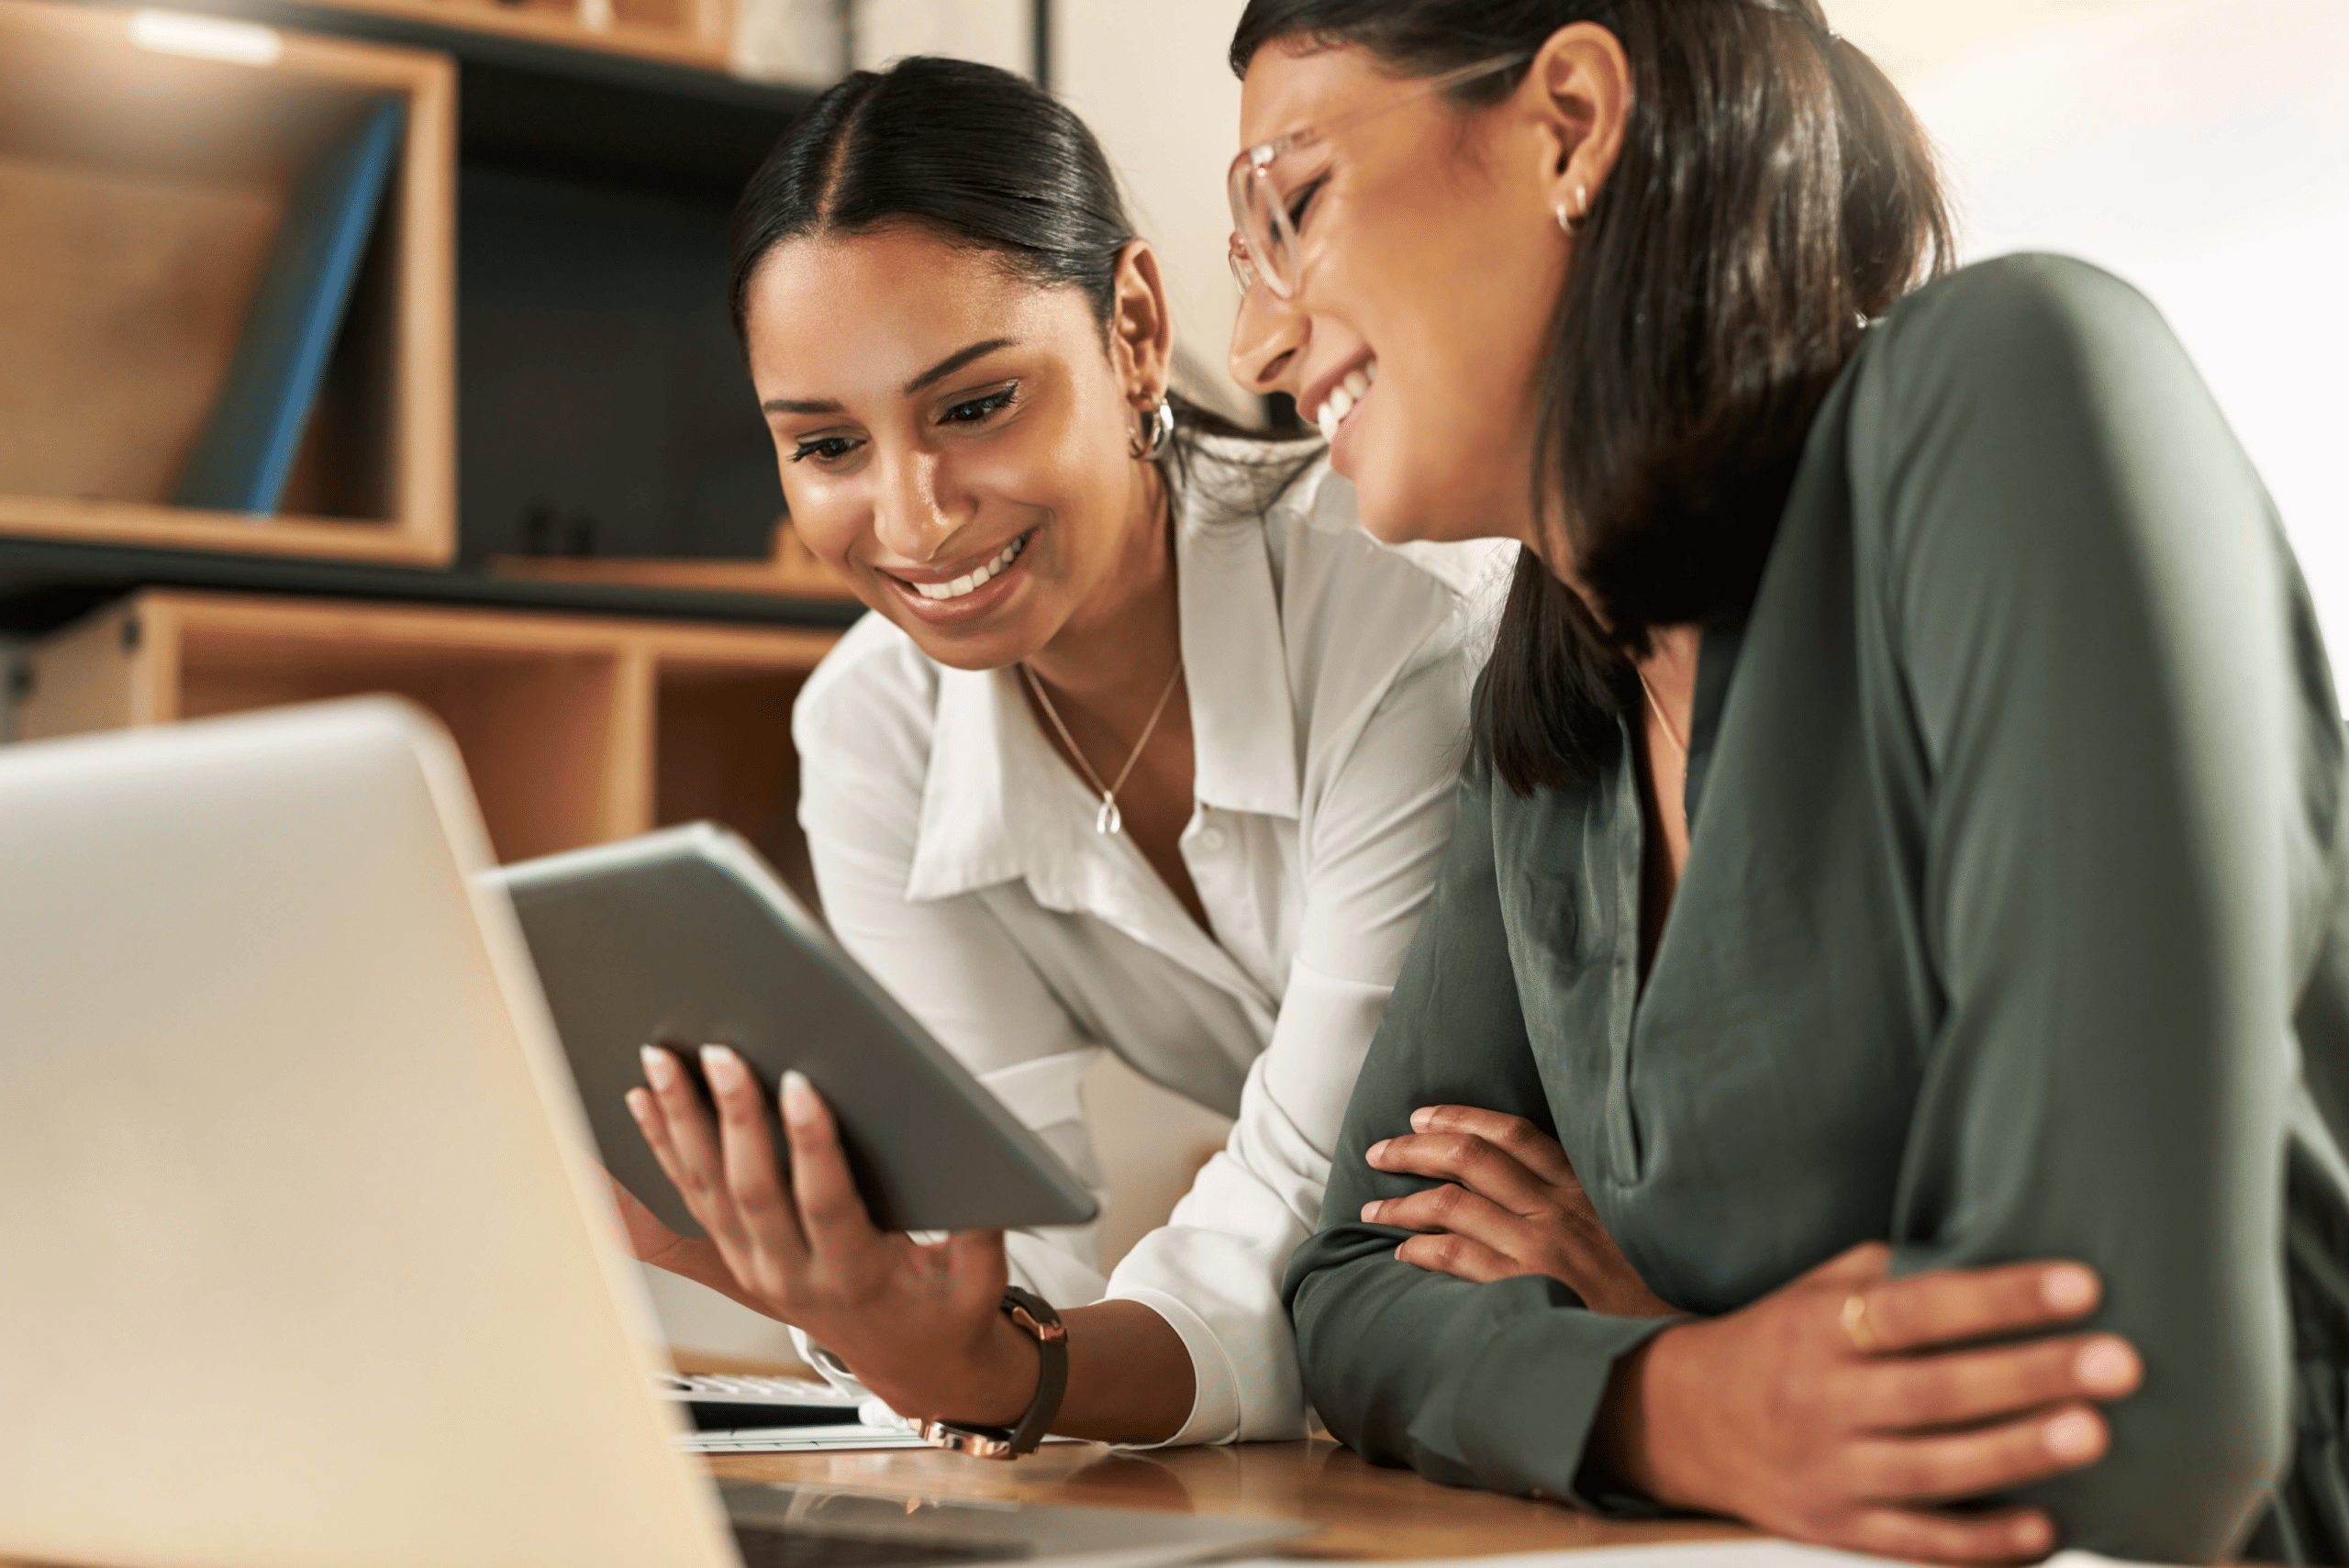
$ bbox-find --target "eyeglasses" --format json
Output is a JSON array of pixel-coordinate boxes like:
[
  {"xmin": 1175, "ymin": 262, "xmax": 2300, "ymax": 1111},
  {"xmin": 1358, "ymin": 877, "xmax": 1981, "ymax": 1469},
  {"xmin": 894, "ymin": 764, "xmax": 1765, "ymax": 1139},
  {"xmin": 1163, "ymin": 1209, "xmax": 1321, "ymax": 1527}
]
[{"xmin": 1226, "ymin": 53, "xmax": 1531, "ymax": 300}]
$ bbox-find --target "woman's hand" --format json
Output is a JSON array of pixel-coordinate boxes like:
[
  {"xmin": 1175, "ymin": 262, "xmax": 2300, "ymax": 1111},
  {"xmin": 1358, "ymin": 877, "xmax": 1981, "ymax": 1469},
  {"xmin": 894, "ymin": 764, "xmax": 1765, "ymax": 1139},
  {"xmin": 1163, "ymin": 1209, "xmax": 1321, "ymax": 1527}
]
[
  {"xmin": 626, "ymin": 1045, "xmax": 1039, "ymax": 1427},
  {"xmin": 1360, "ymin": 1105, "xmax": 1678, "ymax": 1317},
  {"xmin": 606, "ymin": 1172, "xmax": 781, "ymax": 1312},
  {"xmin": 1602, "ymin": 1241, "xmax": 2143, "ymax": 1563}
]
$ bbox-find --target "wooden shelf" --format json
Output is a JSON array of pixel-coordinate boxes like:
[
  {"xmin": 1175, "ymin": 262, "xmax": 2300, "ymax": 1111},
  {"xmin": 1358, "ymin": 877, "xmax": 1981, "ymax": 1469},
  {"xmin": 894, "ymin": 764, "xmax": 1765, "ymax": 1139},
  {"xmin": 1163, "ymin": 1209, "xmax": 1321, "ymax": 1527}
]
[
  {"xmin": 289, "ymin": 0, "xmax": 732, "ymax": 71},
  {"xmin": 0, "ymin": 532, "xmax": 866, "ymax": 638},
  {"xmin": 493, "ymin": 520, "xmax": 859, "ymax": 601},
  {"xmin": 17, "ymin": 589, "xmax": 837, "ymax": 889},
  {"xmin": 0, "ymin": 0, "xmax": 456, "ymax": 564}
]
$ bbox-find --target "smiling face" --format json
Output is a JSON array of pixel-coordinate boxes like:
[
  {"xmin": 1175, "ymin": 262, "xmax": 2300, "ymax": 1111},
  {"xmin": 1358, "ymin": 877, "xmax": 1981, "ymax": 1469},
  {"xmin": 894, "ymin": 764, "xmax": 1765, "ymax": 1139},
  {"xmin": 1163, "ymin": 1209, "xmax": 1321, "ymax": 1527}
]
[
  {"xmin": 1228, "ymin": 42, "xmax": 1587, "ymax": 549},
  {"xmin": 744, "ymin": 225, "xmax": 1167, "ymax": 672}
]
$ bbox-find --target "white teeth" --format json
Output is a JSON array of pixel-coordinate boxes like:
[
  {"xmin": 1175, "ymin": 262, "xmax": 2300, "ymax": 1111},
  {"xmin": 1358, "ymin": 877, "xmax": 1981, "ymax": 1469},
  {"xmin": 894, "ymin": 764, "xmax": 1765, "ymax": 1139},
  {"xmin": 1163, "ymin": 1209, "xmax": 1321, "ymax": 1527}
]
[
  {"xmin": 1311, "ymin": 360, "xmax": 1378, "ymax": 445},
  {"xmin": 911, "ymin": 533, "xmax": 1027, "ymax": 601}
]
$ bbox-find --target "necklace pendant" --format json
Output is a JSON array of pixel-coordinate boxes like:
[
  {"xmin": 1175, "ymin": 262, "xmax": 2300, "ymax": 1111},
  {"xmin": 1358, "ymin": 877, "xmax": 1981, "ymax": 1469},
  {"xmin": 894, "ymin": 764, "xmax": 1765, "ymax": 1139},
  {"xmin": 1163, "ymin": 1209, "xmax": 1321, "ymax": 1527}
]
[{"xmin": 1095, "ymin": 794, "xmax": 1123, "ymax": 836}]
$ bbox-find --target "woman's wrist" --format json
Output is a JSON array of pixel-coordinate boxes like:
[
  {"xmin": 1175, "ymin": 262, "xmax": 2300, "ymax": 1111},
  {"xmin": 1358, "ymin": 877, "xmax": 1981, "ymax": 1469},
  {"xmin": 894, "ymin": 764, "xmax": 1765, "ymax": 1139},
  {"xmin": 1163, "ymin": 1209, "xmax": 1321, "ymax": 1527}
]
[
  {"xmin": 860, "ymin": 1301, "xmax": 1041, "ymax": 1429},
  {"xmin": 1592, "ymin": 1322, "xmax": 1706, "ymax": 1512}
]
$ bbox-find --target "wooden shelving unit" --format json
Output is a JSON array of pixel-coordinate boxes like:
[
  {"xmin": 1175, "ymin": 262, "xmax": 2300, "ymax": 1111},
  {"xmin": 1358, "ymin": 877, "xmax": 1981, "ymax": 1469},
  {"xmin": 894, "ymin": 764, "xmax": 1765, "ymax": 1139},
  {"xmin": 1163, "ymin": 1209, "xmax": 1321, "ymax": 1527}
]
[
  {"xmin": 0, "ymin": 0, "xmax": 455, "ymax": 564},
  {"xmin": 18, "ymin": 589, "xmax": 837, "ymax": 894},
  {"xmin": 3, "ymin": 0, "xmax": 820, "ymax": 592},
  {"xmin": 1, "ymin": 1, "xmax": 849, "ymax": 898},
  {"xmin": 290, "ymin": 0, "xmax": 734, "ymax": 71}
]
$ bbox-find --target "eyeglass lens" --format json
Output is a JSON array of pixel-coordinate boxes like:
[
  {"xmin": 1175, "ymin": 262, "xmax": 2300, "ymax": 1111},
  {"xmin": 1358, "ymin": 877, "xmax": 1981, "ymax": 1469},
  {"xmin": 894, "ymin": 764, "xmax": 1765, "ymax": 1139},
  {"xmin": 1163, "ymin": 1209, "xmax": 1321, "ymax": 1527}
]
[{"xmin": 1232, "ymin": 148, "xmax": 1319, "ymax": 299}]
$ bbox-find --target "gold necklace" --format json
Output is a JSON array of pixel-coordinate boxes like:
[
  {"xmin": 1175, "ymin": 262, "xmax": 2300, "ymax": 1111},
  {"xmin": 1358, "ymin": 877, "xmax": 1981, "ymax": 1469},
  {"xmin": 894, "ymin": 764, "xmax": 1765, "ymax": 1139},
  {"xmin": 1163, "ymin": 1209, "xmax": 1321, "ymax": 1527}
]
[
  {"xmin": 1636, "ymin": 669, "xmax": 1688, "ymax": 764},
  {"xmin": 1020, "ymin": 660, "xmax": 1185, "ymax": 836}
]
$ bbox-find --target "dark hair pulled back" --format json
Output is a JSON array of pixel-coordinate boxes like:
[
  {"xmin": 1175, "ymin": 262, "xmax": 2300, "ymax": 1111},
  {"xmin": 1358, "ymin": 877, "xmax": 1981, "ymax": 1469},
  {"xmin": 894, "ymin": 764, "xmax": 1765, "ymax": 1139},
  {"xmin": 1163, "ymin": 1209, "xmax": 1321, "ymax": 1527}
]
[
  {"xmin": 731, "ymin": 54, "xmax": 1281, "ymax": 501},
  {"xmin": 1232, "ymin": 0, "xmax": 1953, "ymax": 792},
  {"xmin": 729, "ymin": 56, "xmax": 1134, "ymax": 343}
]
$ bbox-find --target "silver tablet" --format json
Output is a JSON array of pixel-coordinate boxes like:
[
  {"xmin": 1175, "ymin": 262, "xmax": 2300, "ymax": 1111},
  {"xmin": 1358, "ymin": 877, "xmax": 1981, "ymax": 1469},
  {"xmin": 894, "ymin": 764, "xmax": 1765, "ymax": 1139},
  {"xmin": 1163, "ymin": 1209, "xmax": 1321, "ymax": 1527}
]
[{"xmin": 495, "ymin": 824, "xmax": 1097, "ymax": 1239}]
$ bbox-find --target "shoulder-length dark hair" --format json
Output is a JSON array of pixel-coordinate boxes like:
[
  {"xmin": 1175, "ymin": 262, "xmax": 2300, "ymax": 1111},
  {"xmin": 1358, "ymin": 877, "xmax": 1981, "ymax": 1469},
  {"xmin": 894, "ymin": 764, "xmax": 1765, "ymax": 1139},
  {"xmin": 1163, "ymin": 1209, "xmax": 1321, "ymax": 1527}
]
[
  {"xmin": 729, "ymin": 54, "xmax": 1271, "ymax": 484},
  {"xmin": 1232, "ymin": 0, "xmax": 1952, "ymax": 792}
]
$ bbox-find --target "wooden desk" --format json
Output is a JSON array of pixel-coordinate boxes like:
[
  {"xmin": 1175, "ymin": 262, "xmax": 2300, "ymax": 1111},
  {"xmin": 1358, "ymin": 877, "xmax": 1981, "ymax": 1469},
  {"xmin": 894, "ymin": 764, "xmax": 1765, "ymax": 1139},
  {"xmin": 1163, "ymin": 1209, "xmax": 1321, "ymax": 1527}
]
[
  {"xmin": 711, "ymin": 1438, "xmax": 1745, "ymax": 1561},
  {"xmin": 679, "ymin": 1354, "xmax": 1741, "ymax": 1561},
  {"xmin": 677, "ymin": 1351, "xmax": 1739, "ymax": 1559},
  {"xmin": 0, "ymin": 1357, "xmax": 1743, "ymax": 1567}
]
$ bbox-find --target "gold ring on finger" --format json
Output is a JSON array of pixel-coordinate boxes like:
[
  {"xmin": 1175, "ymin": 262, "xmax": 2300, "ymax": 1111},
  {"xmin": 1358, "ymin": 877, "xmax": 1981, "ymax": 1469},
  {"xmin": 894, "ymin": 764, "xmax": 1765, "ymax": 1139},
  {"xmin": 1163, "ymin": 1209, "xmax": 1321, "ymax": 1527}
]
[{"xmin": 1840, "ymin": 1292, "xmax": 1880, "ymax": 1354}]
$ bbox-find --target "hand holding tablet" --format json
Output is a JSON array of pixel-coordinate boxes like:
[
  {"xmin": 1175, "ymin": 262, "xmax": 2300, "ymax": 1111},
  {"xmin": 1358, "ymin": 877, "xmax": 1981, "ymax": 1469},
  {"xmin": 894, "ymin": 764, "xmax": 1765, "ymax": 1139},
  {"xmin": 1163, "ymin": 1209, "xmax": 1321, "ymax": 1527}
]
[{"xmin": 495, "ymin": 824, "xmax": 1098, "ymax": 1241}]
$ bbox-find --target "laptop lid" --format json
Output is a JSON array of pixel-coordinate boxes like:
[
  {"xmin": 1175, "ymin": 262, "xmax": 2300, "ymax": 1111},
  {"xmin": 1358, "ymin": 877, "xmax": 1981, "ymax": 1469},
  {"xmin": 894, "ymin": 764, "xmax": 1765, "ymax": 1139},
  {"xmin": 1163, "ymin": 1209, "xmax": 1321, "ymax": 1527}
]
[{"xmin": 0, "ymin": 697, "xmax": 739, "ymax": 1568}]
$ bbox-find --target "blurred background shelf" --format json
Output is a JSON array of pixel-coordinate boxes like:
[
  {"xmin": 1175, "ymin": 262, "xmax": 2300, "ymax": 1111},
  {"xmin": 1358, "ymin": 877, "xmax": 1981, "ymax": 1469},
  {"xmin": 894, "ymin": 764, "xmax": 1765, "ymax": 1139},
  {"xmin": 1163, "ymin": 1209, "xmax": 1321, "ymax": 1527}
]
[
  {"xmin": 5, "ymin": 0, "xmax": 825, "ymax": 598},
  {"xmin": 0, "ymin": 534, "xmax": 867, "ymax": 637},
  {"xmin": 17, "ymin": 588, "xmax": 837, "ymax": 895},
  {"xmin": 249, "ymin": 0, "xmax": 738, "ymax": 72},
  {"xmin": 0, "ymin": 0, "xmax": 456, "ymax": 563}
]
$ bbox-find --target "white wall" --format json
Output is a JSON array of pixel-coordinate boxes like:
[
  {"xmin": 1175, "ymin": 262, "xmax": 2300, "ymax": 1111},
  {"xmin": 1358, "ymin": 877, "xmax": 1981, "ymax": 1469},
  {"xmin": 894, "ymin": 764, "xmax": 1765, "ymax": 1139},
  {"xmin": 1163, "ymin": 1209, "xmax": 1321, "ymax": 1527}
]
[
  {"xmin": 732, "ymin": 0, "xmax": 843, "ymax": 83},
  {"xmin": 1056, "ymin": 1, "xmax": 1258, "ymax": 424},
  {"xmin": 852, "ymin": 0, "xmax": 1030, "ymax": 74},
  {"xmin": 1837, "ymin": 0, "xmax": 2349, "ymax": 684},
  {"xmin": 735, "ymin": 1, "xmax": 1032, "ymax": 97}
]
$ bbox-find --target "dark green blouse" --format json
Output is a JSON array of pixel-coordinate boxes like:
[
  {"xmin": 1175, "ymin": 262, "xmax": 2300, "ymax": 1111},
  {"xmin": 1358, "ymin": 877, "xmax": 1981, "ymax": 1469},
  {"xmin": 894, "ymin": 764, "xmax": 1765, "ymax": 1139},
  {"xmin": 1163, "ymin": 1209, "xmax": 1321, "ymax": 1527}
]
[{"xmin": 1285, "ymin": 256, "xmax": 2349, "ymax": 1564}]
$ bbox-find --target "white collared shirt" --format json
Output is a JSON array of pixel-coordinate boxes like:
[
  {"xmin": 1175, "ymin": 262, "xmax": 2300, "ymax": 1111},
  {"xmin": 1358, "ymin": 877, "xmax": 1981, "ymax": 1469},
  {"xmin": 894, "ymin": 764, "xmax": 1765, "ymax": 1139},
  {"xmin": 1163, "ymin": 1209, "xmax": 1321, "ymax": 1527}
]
[{"xmin": 791, "ymin": 439, "xmax": 1511, "ymax": 1444}]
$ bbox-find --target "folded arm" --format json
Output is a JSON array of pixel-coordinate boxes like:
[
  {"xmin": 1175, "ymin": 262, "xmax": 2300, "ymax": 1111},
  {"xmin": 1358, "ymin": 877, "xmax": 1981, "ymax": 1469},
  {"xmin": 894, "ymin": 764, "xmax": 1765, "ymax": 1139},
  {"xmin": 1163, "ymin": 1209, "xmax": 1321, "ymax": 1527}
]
[{"xmin": 1855, "ymin": 256, "xmax": 2304, "ymax": 1560}]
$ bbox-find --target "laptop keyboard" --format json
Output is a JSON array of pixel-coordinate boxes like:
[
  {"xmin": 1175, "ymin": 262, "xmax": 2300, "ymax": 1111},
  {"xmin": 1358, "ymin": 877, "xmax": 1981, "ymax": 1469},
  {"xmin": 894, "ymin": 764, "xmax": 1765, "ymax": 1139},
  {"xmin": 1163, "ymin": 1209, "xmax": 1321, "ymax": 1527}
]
[{"xmin": 730, "ymin": 1525, "xmax": 1030, "ymax": 1568}]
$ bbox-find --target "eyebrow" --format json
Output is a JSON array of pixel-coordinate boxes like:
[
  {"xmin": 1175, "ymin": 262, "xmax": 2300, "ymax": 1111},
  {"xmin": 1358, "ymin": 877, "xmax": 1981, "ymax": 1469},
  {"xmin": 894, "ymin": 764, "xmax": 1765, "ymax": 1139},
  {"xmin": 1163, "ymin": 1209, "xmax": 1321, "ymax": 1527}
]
[{"xmin": 759, "ymin": 337, "xmax": 1019, "ymax": 417}]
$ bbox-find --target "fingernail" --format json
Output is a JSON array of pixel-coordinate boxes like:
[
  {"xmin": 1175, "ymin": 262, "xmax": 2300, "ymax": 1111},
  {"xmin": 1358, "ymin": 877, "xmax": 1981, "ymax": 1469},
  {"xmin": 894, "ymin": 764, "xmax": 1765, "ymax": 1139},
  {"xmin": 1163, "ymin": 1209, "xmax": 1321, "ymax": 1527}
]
[
  {"xmin": 781, "ymin": 1068, "xmax": 818, "ymax": 1127},
  {"xmin": 1409, "ymin": 1107, "xmax": 1434, "ymax": 1131},
  {"xmin": 2042, "ymin": 1264, "xmax": 2098, "ymax": 1312},
  {"xmin": 1360, "ymin": 1201, "xmax": 1382, "ymax": 1223},
  {"xmin": 2077, "ymin": 1338, "xmax": 2137, "ymax": 1391},
  {"xmin": 640, "ymin": 1045, "xmax": 677, "ymax": 1091},
  {"xmin": 2044, "ymin": 1410, "xmax": 2101, "ymax": 1458},
  {"xmin": 2012, "ymin": 1515, "xmax": 2054, "ymax": 1553},
  {"xmin": 625, "ymin": 1088, "xmax": 650, "ymax": 1122},
  {"xmin": 1366, "ymin": 1140, "xmax": 1390, "ymax": 1163},
  {"xmin": 699, "ymin": 1045, "xmax": 744, "ymax": 1093}
]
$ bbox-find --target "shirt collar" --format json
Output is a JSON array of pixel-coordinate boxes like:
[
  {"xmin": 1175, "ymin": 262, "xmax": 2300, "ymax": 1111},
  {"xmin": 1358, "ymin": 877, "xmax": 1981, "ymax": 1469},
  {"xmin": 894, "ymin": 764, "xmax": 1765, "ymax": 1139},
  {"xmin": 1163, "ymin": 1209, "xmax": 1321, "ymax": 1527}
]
[
  {"xmin": 1179, "ymin": 473, "xmax": 1302, "ymax": 820},
  {"xmin": 903, "ymin": 460, "xmax": 1306, "ymax": 908}
]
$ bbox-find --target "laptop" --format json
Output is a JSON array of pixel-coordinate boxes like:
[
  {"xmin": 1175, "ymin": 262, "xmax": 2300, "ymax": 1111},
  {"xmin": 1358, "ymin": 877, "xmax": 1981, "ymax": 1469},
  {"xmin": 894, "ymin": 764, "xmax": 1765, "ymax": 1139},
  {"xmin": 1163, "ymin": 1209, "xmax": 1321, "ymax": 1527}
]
[{"xmin": 0, "ymin": 697, "xmax": 1305, "ymax": 1568}]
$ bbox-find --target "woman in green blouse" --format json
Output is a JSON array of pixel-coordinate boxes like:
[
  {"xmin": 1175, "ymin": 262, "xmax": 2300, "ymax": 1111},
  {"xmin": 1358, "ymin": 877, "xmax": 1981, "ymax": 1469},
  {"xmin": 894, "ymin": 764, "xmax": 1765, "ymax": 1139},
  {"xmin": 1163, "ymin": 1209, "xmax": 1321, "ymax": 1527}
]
[{"xmin": 1222, "ymin": 1, "xmax": 2349, "ymax": 1562}]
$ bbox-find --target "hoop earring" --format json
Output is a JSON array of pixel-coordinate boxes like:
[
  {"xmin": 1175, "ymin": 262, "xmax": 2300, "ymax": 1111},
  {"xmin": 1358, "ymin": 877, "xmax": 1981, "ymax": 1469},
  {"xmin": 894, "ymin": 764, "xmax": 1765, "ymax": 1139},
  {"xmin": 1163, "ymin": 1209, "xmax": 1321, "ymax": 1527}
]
[
  {"xmin": 1556, "ymin": 183, "xmax": 1590, "ymax": 234},
  {"xmin": 1130, "ymin": 395, "xmax": 1174, "ymax": 460}
]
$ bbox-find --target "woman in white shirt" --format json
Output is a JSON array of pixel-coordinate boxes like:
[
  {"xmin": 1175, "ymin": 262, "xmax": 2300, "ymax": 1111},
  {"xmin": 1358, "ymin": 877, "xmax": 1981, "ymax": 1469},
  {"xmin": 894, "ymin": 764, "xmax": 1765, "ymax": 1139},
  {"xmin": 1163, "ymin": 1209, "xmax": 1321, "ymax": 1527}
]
[{"xmin": 615, "ymin": 54, "xmax": 1508, "ymax": 1447}]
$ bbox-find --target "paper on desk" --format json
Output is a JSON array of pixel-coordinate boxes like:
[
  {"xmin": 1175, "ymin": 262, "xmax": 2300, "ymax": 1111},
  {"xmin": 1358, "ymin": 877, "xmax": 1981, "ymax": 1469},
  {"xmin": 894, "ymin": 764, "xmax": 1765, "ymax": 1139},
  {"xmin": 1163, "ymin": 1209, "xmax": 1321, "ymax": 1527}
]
[
  {"xmin": 681, "ymin": 1422, "xmax": 929, "ymax": 1453},
  {"xmin": 1215, "ymin": 1545, "xmax": 2176, "ymax": 1568},
  {"xmin": 679, "ymin": 1423, "xmax": 1086, "ymax": 1454}
]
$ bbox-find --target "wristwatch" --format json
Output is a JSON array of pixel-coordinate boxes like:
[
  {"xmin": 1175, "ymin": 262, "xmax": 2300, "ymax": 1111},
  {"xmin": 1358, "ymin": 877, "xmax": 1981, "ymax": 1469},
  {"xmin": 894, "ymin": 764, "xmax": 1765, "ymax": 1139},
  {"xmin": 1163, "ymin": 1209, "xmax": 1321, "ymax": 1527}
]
[{"xmin": 913, "ymin": 1286, "xmax": 1068, "ymax": 1460}]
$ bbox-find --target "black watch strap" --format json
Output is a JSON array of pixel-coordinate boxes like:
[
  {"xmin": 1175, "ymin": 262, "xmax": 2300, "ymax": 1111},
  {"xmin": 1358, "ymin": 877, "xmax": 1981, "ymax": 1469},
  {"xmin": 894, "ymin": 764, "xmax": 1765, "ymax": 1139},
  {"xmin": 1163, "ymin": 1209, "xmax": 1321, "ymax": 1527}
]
[{"xmin": 914, "ymin": 1286, "xmax": 1068, "ymax": 1460}]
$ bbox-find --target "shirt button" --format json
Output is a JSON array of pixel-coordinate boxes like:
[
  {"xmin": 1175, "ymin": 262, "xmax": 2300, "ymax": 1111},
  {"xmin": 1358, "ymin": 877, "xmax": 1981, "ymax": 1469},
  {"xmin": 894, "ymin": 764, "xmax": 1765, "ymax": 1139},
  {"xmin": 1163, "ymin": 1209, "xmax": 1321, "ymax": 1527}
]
[{"xmin": 1199, "ymin": 828, "xmax": 1227, "ymax": 851}]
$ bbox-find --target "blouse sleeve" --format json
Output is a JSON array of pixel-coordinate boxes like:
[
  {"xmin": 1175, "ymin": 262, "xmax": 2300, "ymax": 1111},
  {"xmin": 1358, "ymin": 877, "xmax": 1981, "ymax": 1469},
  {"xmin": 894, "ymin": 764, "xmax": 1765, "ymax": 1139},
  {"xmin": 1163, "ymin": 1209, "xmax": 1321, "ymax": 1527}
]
[
  {"xmin": 1859, "ymin": 254, "xmax": 2307, "ymax": 1561},
  {"xmin": 1282, "ymin": 748, "xmax": 1676, "ymax": 1502},
  {"xmin": 1108, "ymin": 604, "xmax": 1486, "ymax": 1446}
]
